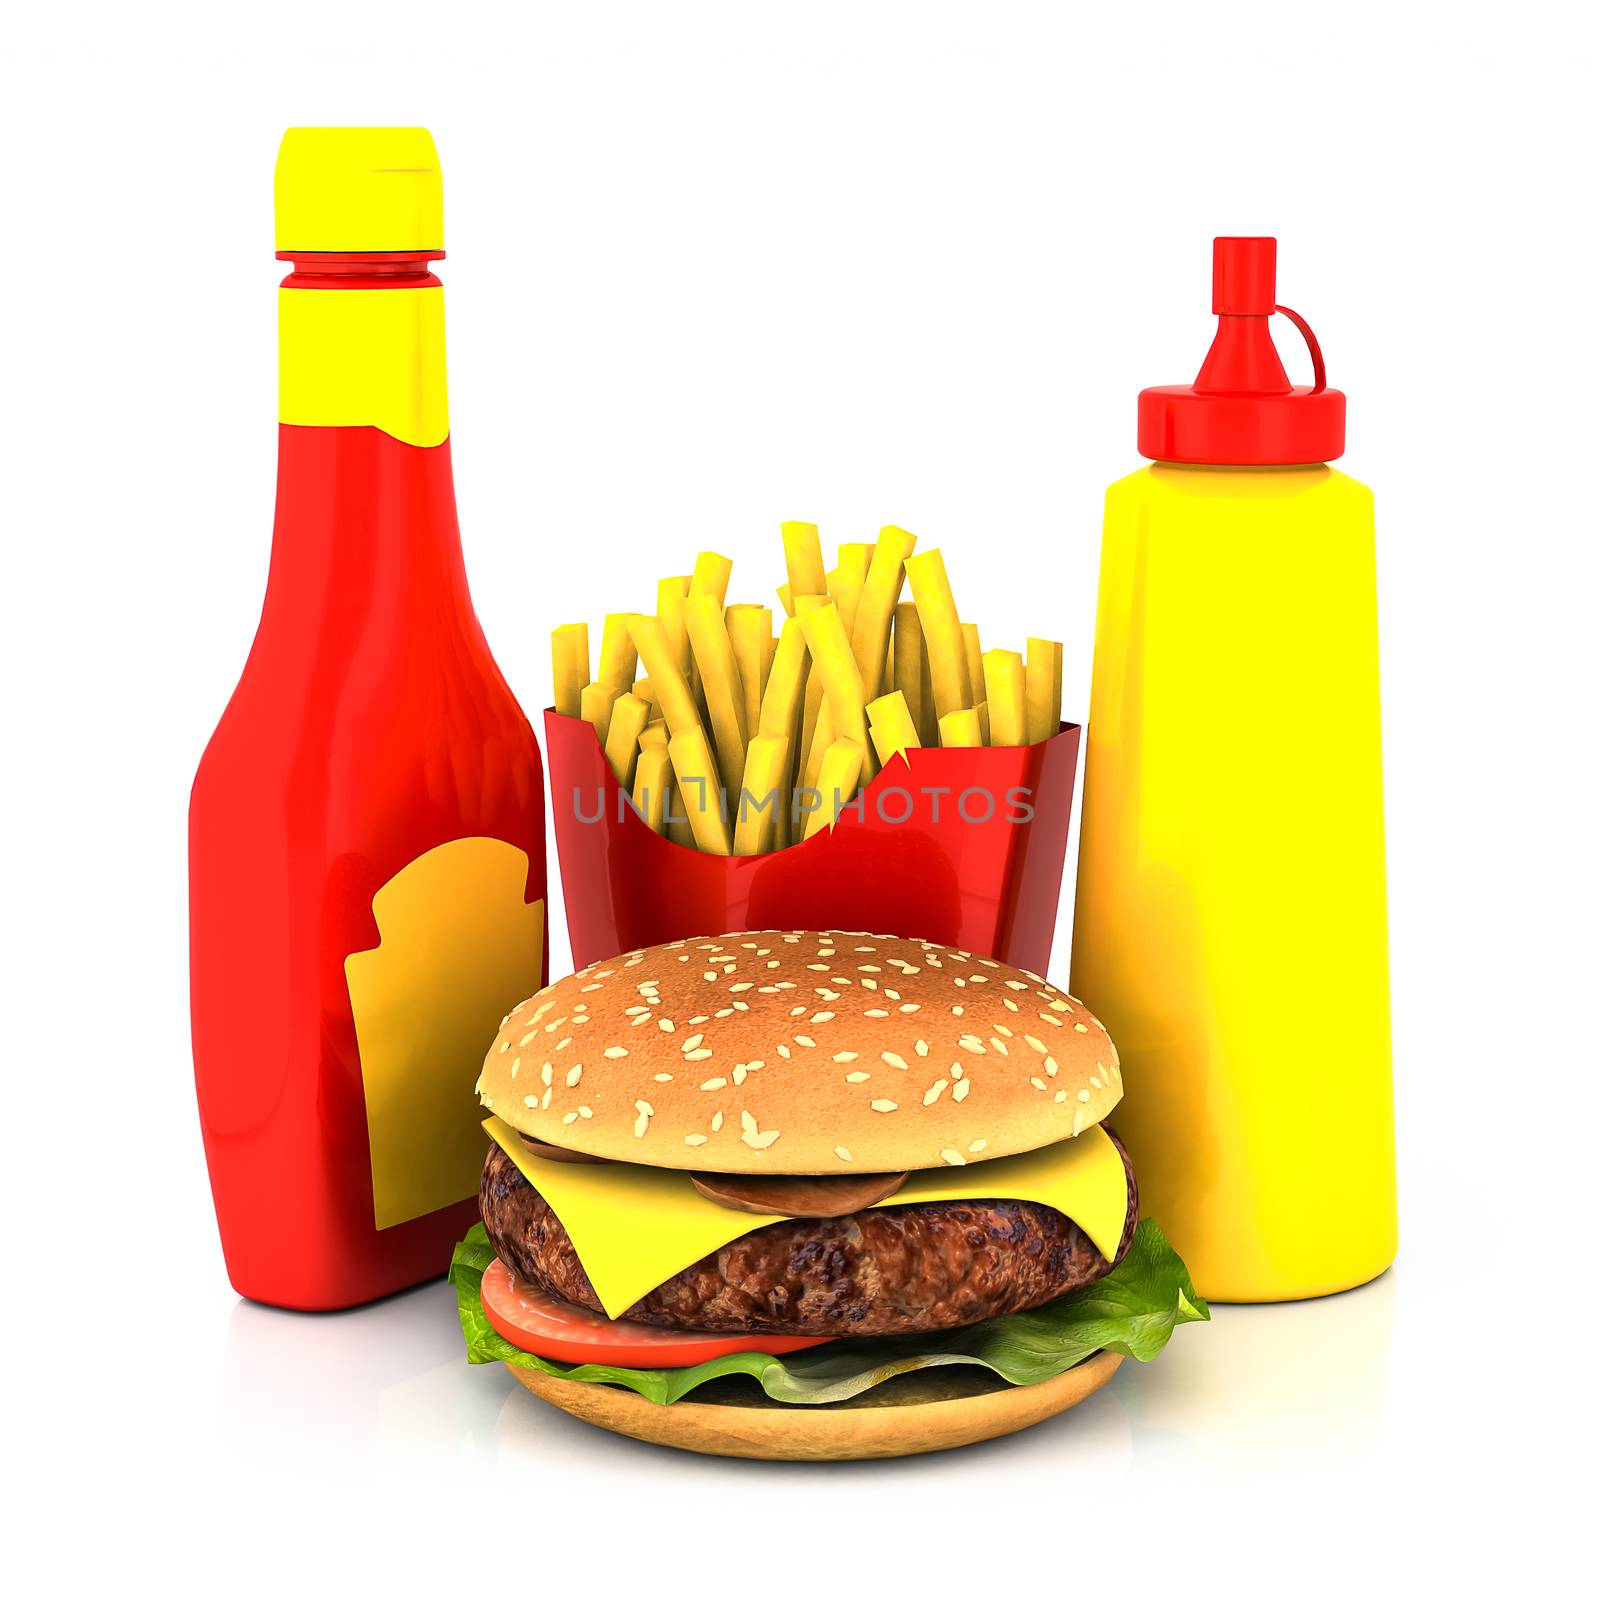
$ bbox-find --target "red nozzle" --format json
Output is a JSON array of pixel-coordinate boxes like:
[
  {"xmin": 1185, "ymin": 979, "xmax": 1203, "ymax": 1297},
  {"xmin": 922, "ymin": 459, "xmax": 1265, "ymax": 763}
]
[{"xmin": 1136, "ymin": 236, "xmax": 1346, "ymax": 465}]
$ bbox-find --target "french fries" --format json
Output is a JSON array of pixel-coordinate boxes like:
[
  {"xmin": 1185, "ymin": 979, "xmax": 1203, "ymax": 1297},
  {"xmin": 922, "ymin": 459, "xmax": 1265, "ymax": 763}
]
[
  {"xmin": 668, "ymin": 726, "xmax": 731, "ymax": 854},
  {"xmin": 598, "ymin": 614, "xmax": 638, "ymax": 694},
  {"xmin": 580, "ymin": 681, "xmax": 622, "ymax": 744},
  {"xmin": 631, "ymin": 744, "xmax": 672, "ymax": 834},
  {"xmin": 554, "ymin": 527, "xmax": 1066, "ymax": 855},
  {"xmin": 684, "ymin": 592, "xmax": 748, "ymax": 791},
  {"xmin": 803, "ymin": 737, "xmax": 865, "ymax": 840},
  {"xmin": 904, "ymin": 549, "xmax": 972, "ymax": 720},
  {"xmin": 1026, "ymin": 636, "xmax": 1064, "ymax": 743},
  {"xmin": 603, "ymin": 691, "xmax": 653, "ymax": 787},
  {"xmin": 867, "ymin": 690, "xmax": 920, "ymax": 768},
  {"xmin": 551, "ymin": 622, "xmax": 589, "ymax": 717},
  {"xmin": 982, "ymin": 649, "xmax": 1027, "ymax": 747},
  {"xmin": 734, "ymin": 733, "xmax": 789, "ymax": 856}
]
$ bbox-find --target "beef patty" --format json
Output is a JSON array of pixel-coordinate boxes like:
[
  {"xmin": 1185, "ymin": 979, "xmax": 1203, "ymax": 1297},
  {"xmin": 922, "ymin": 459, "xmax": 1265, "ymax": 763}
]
[{"xmin": 479, "ymin": 1133, "xmax": 1138, "ymax": 1337}]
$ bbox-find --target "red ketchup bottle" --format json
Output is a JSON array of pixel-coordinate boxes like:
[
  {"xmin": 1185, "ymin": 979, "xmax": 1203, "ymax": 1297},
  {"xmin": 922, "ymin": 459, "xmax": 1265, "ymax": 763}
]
[{"xmin": 190, "ymin": 128, "xmax": 547, "ymax": 1310}]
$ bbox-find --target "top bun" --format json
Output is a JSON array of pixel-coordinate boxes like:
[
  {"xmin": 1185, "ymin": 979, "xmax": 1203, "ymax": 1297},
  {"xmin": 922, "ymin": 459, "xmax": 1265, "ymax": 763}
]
[{"xmin": 476, "ymin": 931, "xmax": 1122, "ymax": 1174}]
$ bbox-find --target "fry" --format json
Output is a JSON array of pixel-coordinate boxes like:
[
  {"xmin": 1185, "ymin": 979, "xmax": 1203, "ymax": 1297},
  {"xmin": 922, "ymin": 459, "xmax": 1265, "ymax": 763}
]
[
  {"xmin": 631, "ymin": 744, "xmax": 672, "ymax": 834},
  {"xmin": 685, "ymin": 592, "xmax": 748, "ymax": 791},
  {"xmin": 759, "ymin": 615, "xmax": 809, "ymax": 848},
  {"xmin": 798, "ymin": 603, "xmax": 870, "ymax": 791},
  {"xmin": 726, "ymin": 604, "xmax": 771, "ymax": 740},
  {"xmin": 826, "ymin": 562, "xmax": 867, "ymax": 638},
  {"xmin": 690, "ymin": 550, "xmax": 733, "ymax": 603},
  {"xmin": 803, "ymin": 738, "xmax": 865, "ymax": 839},
  {"xmin": 905, "ymin": 549, "xmax": 972, "ymax": 718},
  {"xmin": 668, "ymin": 726, "xmax": 732, "ymax": 854},
  {"xmin": 892, "ymin": 601, "xmax": 926, "ymax": 740},
  {"xmin": 664, "ymin": 768, "xmax": 696, "ymax": 849},
  {"xmin": 1026, "ymin": 637, "xmax": 1064, "ymax": 743},
  {"xmin": 975, "ymin": 700, "xmax": 991, "ymax": 745},
  {"xmin": 781, "ymin": 521, "xmax": 828, "ymax": 601},
  {"xmin": 598, "ymin": 614, "xmax": 638, "ymax": 693},
  {"xmin": 580, "ymin": 681, "xmax": 622, "ymax": 745},
  {"xmin": 632, "ymin": 677, "xmax": 656, "ymax": 708},
  {"xmin": 776, "ymin": 581, "xmax": 794, "ymax": 617},
  {"xmin": 867, "ymin": 690, "xmax": 921, "ymax": 768},
  {"xmin": 656, "ymin": 577, "xmax": 692, "ymax": 677},
  {"xmin": 794, "ymin": 594, "xmax": 830, "ymax": 788},
  {"xmin": 939, "ymin": 707, "xmax": 983, "ymax": 748},
  {"xmin": 982, "ymin": 649, "xmax": 1027, "ymax": 746},
  {"xmin": 625, "ymin": 614, "xmax": 701, "ymax": 737},
  {"xmin": 551, "ymin": 622, "xmax": 589, "ymax": 718},
  {"xmin": 961, "ymin": 622, "xmax": 983, "ymax": 709},
  {"xmin": 851, "ymin": 524, "xmax": 916, "ymax": 700},
  {"xmin": 837, "ymin": 542, "xmax": 872, "ymax": 584},
  {"xmin": 639, "ymin": 719, "xmax": 668, "ymax": 749},
  {"xmin": 603, "ymin": 691, "xmax": 653, "ymax": 787},
  {"xmin": 734, "ymin": 733, "xmax": 789, "ymax": 856}
]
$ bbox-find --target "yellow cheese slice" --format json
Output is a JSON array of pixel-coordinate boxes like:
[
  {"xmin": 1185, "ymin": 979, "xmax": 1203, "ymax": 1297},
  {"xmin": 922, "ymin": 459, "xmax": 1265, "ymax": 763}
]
[{"xmin": 483, "ymin": 1116, "xmax": 1128, "ymax": 1319}]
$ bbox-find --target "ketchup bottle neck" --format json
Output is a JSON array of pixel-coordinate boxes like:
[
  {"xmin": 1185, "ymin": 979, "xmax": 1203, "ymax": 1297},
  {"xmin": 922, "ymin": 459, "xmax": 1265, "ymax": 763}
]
[{"xmin": 258, "ymin": 425, "xmax": 473, "ymax": 661}]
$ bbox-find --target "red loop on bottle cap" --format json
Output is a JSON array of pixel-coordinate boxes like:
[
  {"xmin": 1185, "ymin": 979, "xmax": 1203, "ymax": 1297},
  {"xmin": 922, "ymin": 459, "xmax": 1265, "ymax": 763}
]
[{"xmin": 1137, "ymin": 237, "xmax": 1346, "ymax": 465}]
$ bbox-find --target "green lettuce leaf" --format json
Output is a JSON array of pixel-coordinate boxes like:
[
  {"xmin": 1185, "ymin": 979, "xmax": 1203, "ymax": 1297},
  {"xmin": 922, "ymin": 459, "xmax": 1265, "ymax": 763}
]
[{"xmin": 448, "ymin": 1217, "xmax": 1206, "ymax": 1406}]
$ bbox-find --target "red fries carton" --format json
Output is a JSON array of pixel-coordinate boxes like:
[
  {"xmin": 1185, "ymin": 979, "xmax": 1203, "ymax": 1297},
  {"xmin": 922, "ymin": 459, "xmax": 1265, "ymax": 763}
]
[{"xmin": 547, "ymin": 710, "xmax": 1081, "ymax": 973}]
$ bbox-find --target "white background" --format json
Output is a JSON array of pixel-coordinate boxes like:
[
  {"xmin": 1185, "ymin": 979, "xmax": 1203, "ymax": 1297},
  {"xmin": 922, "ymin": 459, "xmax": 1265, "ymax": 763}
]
[{"xmin": 5, "ymin": 2, "xmax": 1596, "ymax": 1593}]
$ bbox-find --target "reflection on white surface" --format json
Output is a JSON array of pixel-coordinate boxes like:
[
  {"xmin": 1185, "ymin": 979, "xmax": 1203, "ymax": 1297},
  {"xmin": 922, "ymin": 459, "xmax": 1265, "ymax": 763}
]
[
  {"xmin": 217, "ymin": 1261, "xmax": 1393, "ymax": 1486},
  {"xmin": 221, "ymin": 1279, "xmax": 520, "ymax": 1468}
]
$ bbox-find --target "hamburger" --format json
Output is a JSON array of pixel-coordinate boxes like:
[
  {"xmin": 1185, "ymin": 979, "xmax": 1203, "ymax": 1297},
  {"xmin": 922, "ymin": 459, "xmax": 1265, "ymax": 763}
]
[{"xmin": 453, "ymin": 929, "xmax": 1204, "ymax": 1459}]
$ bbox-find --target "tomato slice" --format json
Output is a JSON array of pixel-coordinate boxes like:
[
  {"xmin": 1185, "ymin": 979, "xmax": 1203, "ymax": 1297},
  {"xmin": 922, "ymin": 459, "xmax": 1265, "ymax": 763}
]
[{"xmin": 480, "ymin": 1258, "xmax": 836, "ymax": 1368}]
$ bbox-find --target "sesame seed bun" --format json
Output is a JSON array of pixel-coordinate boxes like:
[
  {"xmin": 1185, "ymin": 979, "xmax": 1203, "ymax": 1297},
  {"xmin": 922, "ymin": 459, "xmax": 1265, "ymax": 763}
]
[{"xmin": 475, "ymin": 931, "xmax": 1122, "ymax": 1174}]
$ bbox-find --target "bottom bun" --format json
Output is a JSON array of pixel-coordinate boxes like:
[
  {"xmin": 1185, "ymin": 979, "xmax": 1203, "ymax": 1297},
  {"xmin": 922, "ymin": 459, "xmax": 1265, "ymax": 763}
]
[{"xmin": 505, "ymin": 1351, "xmax": 1123, "ymax": 1461}]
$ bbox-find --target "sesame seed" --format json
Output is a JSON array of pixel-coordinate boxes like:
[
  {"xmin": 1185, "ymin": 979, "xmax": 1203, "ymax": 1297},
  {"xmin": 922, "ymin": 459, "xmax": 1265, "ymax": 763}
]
[
  {"xmin": 924, "ymin": 1079, "xmax": 949, "ymax": 1105},
  {"xmin": 1077, "ymin": 1089, "xmax": 1092, "ymax": 1102},
  {"xmin": 700, "ymin": 1076, "xmax": 726, "ymax": 1090},
  {"xmin": 870, "ymin": 1099, "xmax": 898, "ymax": 1113},
  {"xmin": 729, "ymin": 982, "xmax": 753, "ymax": 992},
  {"xmin": 835, "ymin": 1146, "xmax": 852, "ymax": 1162},
  {"xmin": 523, "ymin": 1094, "xmax": 537, "ymax": 1108},
  {"xmin": 653, "ymin": 1072, "xmax": 674, "ymax": 1083},
  {"xmin": 1045, "ymin": 1056, "xmax": 1059, "ymax": 1075},
  {"xmin": 989, "ymin": 1037, "xmax": 1008, "ymax": 1055},
  {"xmin": 682, "ymin": 1033, "xmax": 705, "ymax": 1052},
  {"xmin": 898, "ymin": 1003, "xmax": 921, "ymax": 1014},
  {"xmin": 777, "ymin": 1044, "xmax": 792, "ymax": 1059},
  {"xmin": 1075, "ymin": 1022, "xmax": 1090, "ymax": 1032},
  {"xmin": 968, "ymin": 1138, "xmax": 987, "ymax": 1153},
  {"xmin": 1055, "ymin": 1090, "xmax": 1068, "ymax": 1103},
  {"xmin": 1025, "ymin": 1036, "xmax": 1047, "ymax": 1053},
  {"xmin": 811, "ymin": 1012, "xmax": 836, "ymax": 1023},
  {"xmin": 604, "ymin": 1046, "xmax": 628, "ymax": 1059},
  {"xmin": 952, "ymin": 1079, "xmax": 970, "ymax": 1102},
  {"xmin": 845, "ymin": 1071, "xmax": 871, "ymax": 1083},
  {"xmin": 685, "ymin": 1133, "xmax": 708, "ymax": 1146},
  {"xmin": 565, "ymin": 1064, "xmax": 583, "ymax": 1087},
  {"xmin": 658, "ymin": 1018, "xmax": 675, "ymax": 1032},
  {"xmin": 555, "ymin": 1037, "xmax": 572, "ymax": 1051},
  {"xmin": 794, "ymin": 1035, "xmax": 816, "ymax": 1048},
  {"xmin": 940, "ymin": 1149, "xmax": 966, "ymax": 1166},
  {"xmin": 711, "ymin": 1111, "xmax": 724, "ymax": 1131},
  {"xmin": 881, "ymin": 1051, "xmax": 909, "ymax": 1070},
  {"xmin": 510, "ymin": 1060, "xmax": 521, "ymax": 1078},
  {"xmin": 833, "ymin": 1051, "xmax": 859, "ymax": 1062},
  {"xmin": 865, "ymin": 1009, "xmax": 889, "ymax": 1019},
  {"xmin": 541, "ymin": 1062, "xmax": 553, "ymax": 1085},
  {"xmin": 1072, "ymin": 1109, "xmax": 1084, "ymax": 1135},
  {"xmin": 578, "ymin": 1105, "xmax": 593, "ymax": 1118},
  {"xmin": 541, "ymin": 1088, "xmax": 553, "ymax": 1109},
  {"xmin": 581, "ymin": 983, "xmax": 603, "ymax": 992},
  {"xmin": 951, "ymin": 1063, "xmax": 964, "ymax": 1078},
  {"xmin": 914, "ymin": 1040, "xmax": 929, "ymax": 1056},
  {"xmin": 1031, "ymin": 1077, "xmax": 1047, "ymax": 1091},
  {"xmin": 562, "ymin": 1111, "xmax": 578, "ymax": 1124}
]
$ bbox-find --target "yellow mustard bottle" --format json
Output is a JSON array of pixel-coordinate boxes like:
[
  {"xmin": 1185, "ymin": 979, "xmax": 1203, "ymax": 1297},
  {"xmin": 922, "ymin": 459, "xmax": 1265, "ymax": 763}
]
[{"xmin": 1071, "ymin": 238, "xmax": 1395, "ymax": 1302}]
